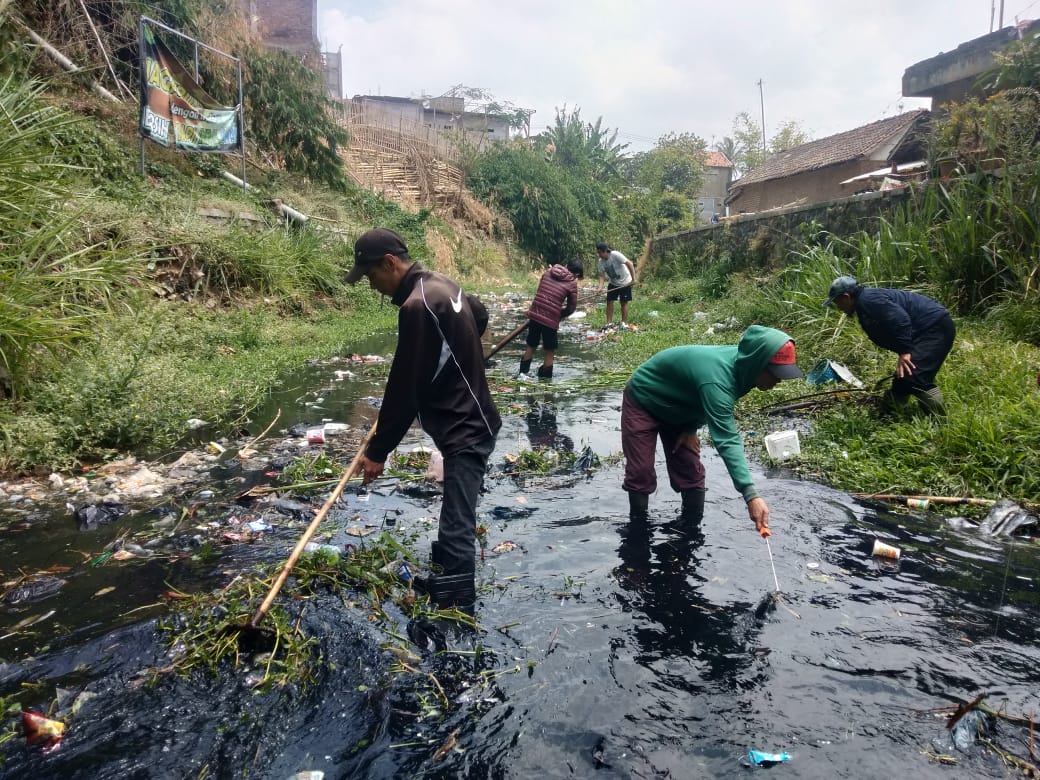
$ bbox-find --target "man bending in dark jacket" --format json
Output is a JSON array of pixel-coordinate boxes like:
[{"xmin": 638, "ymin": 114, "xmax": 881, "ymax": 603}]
[
  {"xmin": 824, "ymin": 276, "xmax": 955, "ymax": 415},
  {"xmin": 345, "ymin": 228, "xmax": 502, "ymax": 608}
]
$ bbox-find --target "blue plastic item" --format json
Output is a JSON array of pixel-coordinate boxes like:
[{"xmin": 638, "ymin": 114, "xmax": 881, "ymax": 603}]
[
  {"xmin": 807, "ymin": 359, "xmax": 863, "ymax": 388},
  {"xmin": 748, "ymin": 749, "xmax": 791, "ymax": 766},
  {"xmin": 807, "ymin": 359, "xmax": 838, "ymax": 384}
]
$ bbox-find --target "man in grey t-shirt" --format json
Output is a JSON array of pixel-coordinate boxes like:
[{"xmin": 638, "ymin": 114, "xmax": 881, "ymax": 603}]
[{"xmin": 595, "ymin": 242, "xmax": 635, "ymax": 327}]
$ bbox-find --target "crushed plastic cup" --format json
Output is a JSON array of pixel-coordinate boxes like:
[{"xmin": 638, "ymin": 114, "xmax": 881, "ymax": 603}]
[
  {"xmin": 378, "ymin": 558, "xmax": 412, "ymax": 583},
  {"xmin": 872, "ymin": 539, "xmax": 901, "ymax": 559}
]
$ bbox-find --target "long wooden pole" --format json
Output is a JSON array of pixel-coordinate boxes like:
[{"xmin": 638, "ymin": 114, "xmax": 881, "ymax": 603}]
[
  {"xmin": 484, "ymin": 320, "xmax": 529, "ymax": 361},
  {"xmin": 247, "ymin": 421, "xmax": 377, "ymax": 629}
]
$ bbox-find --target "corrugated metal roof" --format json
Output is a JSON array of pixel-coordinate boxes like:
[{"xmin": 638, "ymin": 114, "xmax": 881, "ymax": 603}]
[{"xmin": 731, "ymin": 110, "xmax": 929, "ymax": 189}]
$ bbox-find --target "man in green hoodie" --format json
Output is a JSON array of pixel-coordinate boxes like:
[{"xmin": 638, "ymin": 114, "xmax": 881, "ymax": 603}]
[{"xmin": 621, "ymin": 325, "xmax": 803, "ymax": 535}]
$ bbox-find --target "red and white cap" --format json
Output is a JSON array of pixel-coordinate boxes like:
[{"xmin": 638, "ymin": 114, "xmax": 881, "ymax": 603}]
[{"xmin": 767, "ymin": 340, "xmax": 803, "ymax": 380}]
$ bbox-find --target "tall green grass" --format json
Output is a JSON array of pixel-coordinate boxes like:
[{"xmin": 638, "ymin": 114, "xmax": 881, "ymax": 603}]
[{"xmin": 0, "ymin": 72, "xmax": 137, "ymax": 398}]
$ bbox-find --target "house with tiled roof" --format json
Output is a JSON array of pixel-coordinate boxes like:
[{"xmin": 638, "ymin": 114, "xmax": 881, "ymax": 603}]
[
  {"xmin": 696, "ymin": 150, "xmax": 734, "ymax": 222},
  {"xmin": 725, "ymin": 110, "xmax": 930, "ymax": 214}
]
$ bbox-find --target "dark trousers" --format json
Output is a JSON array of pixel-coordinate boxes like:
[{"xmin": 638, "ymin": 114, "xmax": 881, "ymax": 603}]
[
  {"xmin": 439, "ymin": 436, "xmax": 496, "ymax": 573},
  {"xmin": 621, "ymin": 390, "xmax": 705, "ymax": 495},
  {"xmin": 891, "ymin": 313, "xmax": 955, "ymax": 397}
]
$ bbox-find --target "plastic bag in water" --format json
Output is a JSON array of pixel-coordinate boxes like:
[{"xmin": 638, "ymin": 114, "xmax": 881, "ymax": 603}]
[
  {"xmin": 73, "ymin": 501, "xmax": 129, "ymax": 531},
  {"xmin": 749, "ymin": 749, "xmax": 791, "ymax": 766},
  {"xmin": 574, "ymin": 446, "xmax": 598, "ymax": 472}
]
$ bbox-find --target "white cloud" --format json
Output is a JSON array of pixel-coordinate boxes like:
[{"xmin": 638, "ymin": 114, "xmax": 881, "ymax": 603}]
[{"xmin": 318, "ymin": 0, "xmax": 1024, "ymax": 151}]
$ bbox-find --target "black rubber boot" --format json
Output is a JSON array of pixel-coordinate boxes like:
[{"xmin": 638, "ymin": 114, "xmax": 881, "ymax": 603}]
[
  {"xmin": 431, "ymin": 571, "xmax": 476, "ymax": 611},
  {"xmin": 679, "ymin": 488, "xmax": 706, "ymax": 523},
  {"xmin": 628, "ymin": 491, "xmax": 650, "ymax": 519},
  {"xmin": 430, "ymin": 540, "xmax": 445, "ymax": 570},
  {"xmin": 537, "ymin": 364, "xmax": 553, "ymax": 379},
  {"xmin": 878, "ymin": 389, "xmax": 911, "ymax": 418},
  {"xmin": 912, "ymin": 386, "xmax": 946, "ymax": 416},
  {"xmin": 519, "ymin": 359, "xmax": 531, "ymax": 375},
  {"xmin": 411, "ymin": 540, "xmax": 444, "ymax": 593}
]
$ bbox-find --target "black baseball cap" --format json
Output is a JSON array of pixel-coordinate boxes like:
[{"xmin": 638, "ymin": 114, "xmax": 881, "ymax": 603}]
[
  {"xmin": 823, "ymin": 275, "xmax": 859, "ymax": 307},
  {"xmin": 346, "ymin": 228, "xmax": 410, "ymax": 284}
]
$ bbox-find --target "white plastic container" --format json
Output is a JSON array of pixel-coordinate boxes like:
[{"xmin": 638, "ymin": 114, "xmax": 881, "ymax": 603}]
[{"xmin": 764, "ymin": 430, "xmax": 800, "ymax": 460}]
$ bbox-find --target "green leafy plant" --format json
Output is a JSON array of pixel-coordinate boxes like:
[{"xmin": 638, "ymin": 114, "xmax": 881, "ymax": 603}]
[{"xmin": 243, "ymin": 50, "xmax": 349, "ymax": 191}]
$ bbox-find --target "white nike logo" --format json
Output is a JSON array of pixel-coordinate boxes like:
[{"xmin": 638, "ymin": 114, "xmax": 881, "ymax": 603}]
[{"xmin": 450, "ymin": 289, "xmax": 463, "ymax": 313}]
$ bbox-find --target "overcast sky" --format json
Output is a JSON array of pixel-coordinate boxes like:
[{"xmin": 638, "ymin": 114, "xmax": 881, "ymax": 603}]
[{"xmin": 318, "ymin": 0, "xmax": 1039, "ymax": 153}]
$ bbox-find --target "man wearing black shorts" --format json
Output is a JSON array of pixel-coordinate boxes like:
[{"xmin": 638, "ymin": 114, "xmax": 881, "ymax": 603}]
[{"xmin": 596, "ymin": 242, "xmax": 635, "ymax": 328}]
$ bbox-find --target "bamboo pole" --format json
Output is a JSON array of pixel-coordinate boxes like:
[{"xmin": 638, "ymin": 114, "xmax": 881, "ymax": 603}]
[
  {"xmin": 20, "ymin": 24, "xmax": 121, "ymax": 104},
  {"xmin": 851, "ymin": 493, "xmax": 996, "ymax": 507},
  {"xmin": 244, "ymin": 422, "xmax": 377, "ymax": 630},
  {"xmin": 77, "ymin": 0, "xmax": 133, "ymax": 99},
  {"xmin": 485, "ymin": 320, "xmax": 530, "ymax": 360}
]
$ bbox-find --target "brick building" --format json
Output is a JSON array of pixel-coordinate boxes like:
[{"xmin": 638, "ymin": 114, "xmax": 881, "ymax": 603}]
[
  {"xmin": 241, "ymin": 0, "xmax": 317, "ymax": 53},
  {"xmin": 240, "ymin": 0, "xmax": 343, "ymax": 98}
]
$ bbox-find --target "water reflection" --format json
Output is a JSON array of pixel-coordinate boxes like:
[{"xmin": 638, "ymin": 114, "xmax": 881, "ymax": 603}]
[
  {"xmin": 614, "ymin": 512, "xmax": 765, "ymax": 688},
  {"xmin": 524, "ymin": 395, "xmax": 574, "ymax": 454}
]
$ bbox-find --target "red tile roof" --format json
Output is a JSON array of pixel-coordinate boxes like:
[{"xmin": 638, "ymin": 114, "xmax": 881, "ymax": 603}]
[
  {"xmin": 732, "ymin": 109, "xmax": 929, "ymax": 188},
  {"xmin": 703, "ymin": 150, "xmax": 733, "ymax": 168}
]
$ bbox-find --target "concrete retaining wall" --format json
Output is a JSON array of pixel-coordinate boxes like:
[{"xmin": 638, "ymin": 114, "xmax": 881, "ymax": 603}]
[{"xmin": 646, "ymin": 188, "xmax": 912, "ymax": 278}]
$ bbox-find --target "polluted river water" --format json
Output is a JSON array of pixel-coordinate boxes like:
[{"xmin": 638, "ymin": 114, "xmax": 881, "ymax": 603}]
[{"xmin": 0, "ymin": 301, "xmax": 1038, "ymax": 779}]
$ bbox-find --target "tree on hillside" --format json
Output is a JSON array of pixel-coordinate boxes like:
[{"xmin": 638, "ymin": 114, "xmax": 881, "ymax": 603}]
[
  {"xmin": 629, "ymin": 131, "xmax": 707, "ymax": 197},
  {"xmin": 731, "ymin": 112, "xmax": 766, "ymax": 175},
  {"xmin": 729, "ymin": 112, "xmax": 812, "ymax": 176},
  {"xmin": 469, "ymin": 144, "xmax": 591, "ymax": 263},
  {"xmin": 541, "ymin": 106, "xmax": 628, "ymax": 183},
  {"xmin": 769, "ymin": 119, "xmax": 812, "ymax": 154},
  {"xmin": 437, "ymin": 84, "xmax": 535, "ymax": 134},
  {"xmin": 621, "ymin": 131, "xmax": 707, "ymax": 237}
]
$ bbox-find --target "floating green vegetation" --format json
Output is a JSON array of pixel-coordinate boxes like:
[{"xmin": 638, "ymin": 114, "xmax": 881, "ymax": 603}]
[
  {"xmin": 391, "ymin": 449, "xmax": 432, "ymax": 471},
  {"xmin": 157, "ymin": 530, "xmax": 466, "ymax": 690},
  {"xmin": 280, "ymin": 451, "xmax": 337, "ymax": 486}
]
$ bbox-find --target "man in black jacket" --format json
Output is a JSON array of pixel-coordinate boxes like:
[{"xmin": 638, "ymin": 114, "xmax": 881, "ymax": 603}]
[
  {"xmin": 824, "ymin": 275, "xmax": 955, "ymax": 415},
  {"xmin": 346, "ymin": 228, "xmax": 502, "ymax": 608}
]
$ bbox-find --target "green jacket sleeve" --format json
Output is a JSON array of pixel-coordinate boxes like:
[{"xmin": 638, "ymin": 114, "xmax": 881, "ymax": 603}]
[{"xmin": 701, "ymin": 391, "xmax": 758, "ymax": 502}]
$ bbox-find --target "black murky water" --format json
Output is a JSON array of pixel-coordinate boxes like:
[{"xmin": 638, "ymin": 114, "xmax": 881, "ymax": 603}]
[{"xmin": 1, "ymin": 307, "xmax": 1038, "ymax": 779}]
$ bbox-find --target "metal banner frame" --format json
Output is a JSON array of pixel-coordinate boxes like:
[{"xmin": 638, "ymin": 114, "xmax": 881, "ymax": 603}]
[{"xmin": 138, "ymin": 16, "xmax": 246, "ymax": 193}]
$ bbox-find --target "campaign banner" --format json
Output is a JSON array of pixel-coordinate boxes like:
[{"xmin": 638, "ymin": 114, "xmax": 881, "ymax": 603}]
[{"xmin": 139, "ymin": 23, "xmax": 239, "ymax": 152}]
